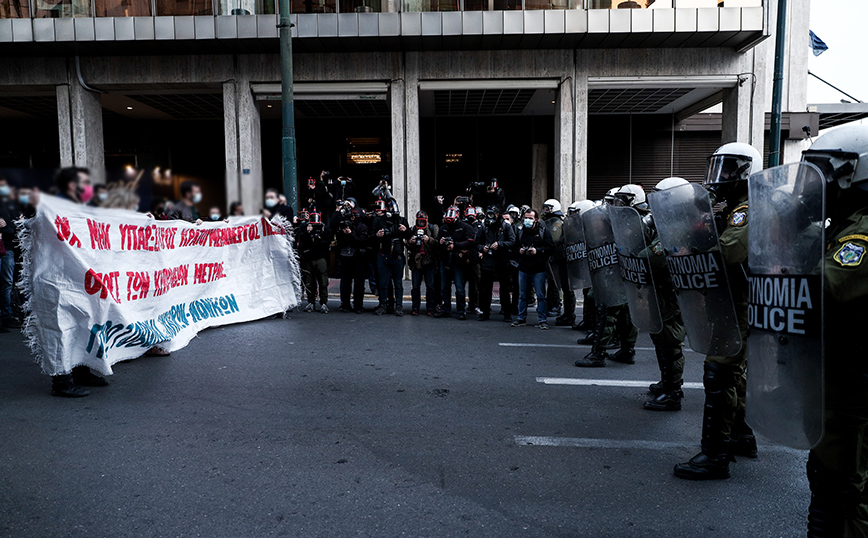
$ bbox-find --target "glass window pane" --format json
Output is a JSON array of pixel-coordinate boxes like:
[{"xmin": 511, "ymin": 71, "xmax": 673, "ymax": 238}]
[
  {"xmin": 217, "ymin": 0, "xmax": 274, "ymax": 14},
  {"xmin": 95, "ymin": 0, "xmax": 151, "ymax": 16},
  {"xmin": 290, "ymin": 0, "xmax": 335, "ymax": 12},
  {"xmin": 35, "ymin": 0, "xmax": 91, "ymax": 17},
  {"xmin": 155, "ymin": 0, "xmax": 212, "ymax": 15},
  {"xmin": 403, "ymin": 0, "xmax": 457, "ymax": 10},
  {"xmin": 525, "ymin": 0, "xmax": 573, "ymax": 9},
  {"xmin": 339, "ymin": 0, "xmax": 380, "ymax": 12},
  {"xmin": 0, "ymin": 0, "xmax": 31, "ymax": 17},
  {"xmin": 589, "ymin": 0, "xmax": 672, "ymax": 7},
  {"xmin": 463, "ymin": 0, "xmax": 520, "ymax": 10}
]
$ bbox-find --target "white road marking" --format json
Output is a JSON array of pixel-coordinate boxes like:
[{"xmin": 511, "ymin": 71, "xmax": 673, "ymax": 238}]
[
  {"xmin": 536, "ymin": 377, "xmax": 704, "ymax": 390},
  {"xmin": 514, "ymin": 435, "xmax": 803, "ymax": 454}
]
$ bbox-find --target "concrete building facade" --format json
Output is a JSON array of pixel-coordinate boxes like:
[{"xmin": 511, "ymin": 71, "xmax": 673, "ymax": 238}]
[{"xmin": 0, "ymin": 0, "xmax": 814, "ymax": 216}]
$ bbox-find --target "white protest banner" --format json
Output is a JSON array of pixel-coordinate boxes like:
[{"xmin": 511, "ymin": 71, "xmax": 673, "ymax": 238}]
[{"xmin": 18, "ymin": 195, "xmax": 301, "ymax": 376}]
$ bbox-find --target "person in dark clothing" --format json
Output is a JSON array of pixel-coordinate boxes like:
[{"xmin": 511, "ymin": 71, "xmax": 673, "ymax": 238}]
[
  {"xmin": 167, "ymin": 180, "xmax": 201, "ymax": 223},
  {"xmin": 435, "ymin": 206, "xmax": 476, "ymax": 320},
  {"xmin": 468, "ymin": 178, "xmax": 507, "ymax": 214},
  {"xmin": 512, "ymin": 209, "xmax": 554, "ymax": 329},
  {"xmin": 370, "ymin": 198, "xmax": 411, "ymax": 316},
  {"xmin": 476, "ymin": 205, "xmax": 516, "ymax": 322},
  {"xmin": 263, "ymin": 188, "xmax": 294, "ymax": 223},
  {"xmin": 302, "ymin": 175, "xmax": 335, "ymax": 218},
  {"xmin": 334, "ymin": 207, "xmax": 369, "ymax": 313},
  {"xmin": 297, "ymin": 210, "xmax": 333, "ymax": 313},
  {"xmin": 0, "ymin": 177, "xmax": 19, "ymax": 332},
  {"xmin": 406, "ymin": 211, "xmax": 440, "ymax": 316}
]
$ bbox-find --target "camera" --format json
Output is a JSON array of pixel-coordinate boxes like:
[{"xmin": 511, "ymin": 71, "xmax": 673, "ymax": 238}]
[
  {"xmin": 456, "ymin": 196, "xmax": 471, "ymax": 206},
  {"xmin": 414, "ymin": 228, "xmax": 426, "ymax": 246},
  {"xmin": 442, "ymin": 236, "xmax": 454, "ymax": 247}
]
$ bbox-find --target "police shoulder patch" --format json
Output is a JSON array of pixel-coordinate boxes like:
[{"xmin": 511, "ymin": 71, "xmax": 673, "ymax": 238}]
[
  {"xmin": 834, "ymin": 242, "xmax": 866, "ymax": 267},
  {"xmin": 729, "ymin": 211, "xmax": 747, "ymax": 227},
  {"xmin": 652, "ymin": 241, "xmax": 664, "ymax": 256}
]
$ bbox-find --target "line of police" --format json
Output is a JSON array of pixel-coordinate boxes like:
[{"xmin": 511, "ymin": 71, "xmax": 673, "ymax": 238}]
[{"xmin": 291, "ymin": 126, "xmax": 868, "ymax": 536}]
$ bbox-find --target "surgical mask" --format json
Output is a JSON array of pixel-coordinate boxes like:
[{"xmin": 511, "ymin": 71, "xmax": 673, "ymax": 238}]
[
  {"xmin": 98, "ymin": 192, "xmax": 108, "ymax": 202},
  {"xmin": 79, "ymin": 184, "xmax": 94, "ymax": 203},
  {"xmin": 210, "ymin": 214, "xmax": 221, "ymax": 221},
  {"xmin": 192, "ymin": 192, "xmax": 202, "ymax": 204},
  {"xmin": 340, "ymin": 180, "xmax": 347, "ymax": 186},
  {"xmin": 0, "ymin": 186, "xmax": 9, "ymax": 197},
  {"xmin": 18, "ymin": 195, "xmax": 29, "ymax": 205},
  {"xmin": 265, "ymin": 198, "xmax": 277, "ymax": 208},
  {"xmin": 523, "ymin": 218, "xmax": 534, "ymax": 228}
]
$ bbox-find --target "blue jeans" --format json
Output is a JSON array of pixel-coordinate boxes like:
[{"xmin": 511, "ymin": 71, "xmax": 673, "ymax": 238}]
[
  {"xmin": 377, "ymin": 254, "xmax": 405, "ymax": 308},
  {"xmin": 411, "ymin": 264, "xmax": 438, "ymax": 312},
  {"xmin": 440, "ymin": 262, "xmax": 466, "ymax": 315},
  {"xmin": 518, "ymin": 270, "xmax": 547, "ymax": 323},
  {"xmin": 0, "ymin": 250, "xmax": 13, "ymax": 318}
]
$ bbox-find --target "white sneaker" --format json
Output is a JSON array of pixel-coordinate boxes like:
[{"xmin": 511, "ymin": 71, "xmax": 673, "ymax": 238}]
[
  {"xmin": 304, "ymin": 303, "xmax": 314, "ymax": 312},
  {"xmin": 320, "ymin": 303, "xmax": 329, "ymax": 314}
]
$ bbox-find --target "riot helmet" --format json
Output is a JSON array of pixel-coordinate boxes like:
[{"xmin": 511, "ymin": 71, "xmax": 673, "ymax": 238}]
[
  {"xmin": 374, "ymin": 199, "xmax": 387, "ymax": 213},
  {"xmin": 704, "ymin": 142, "xmax": 762, "ymax": 187},
  {"xmin": 444, "ymin": 206, "xmax": 460, "ymax": 223},
  {"xmin": 309, "ymin": 212, "xmax": 322, "ymax": 225},
  {"xmin": 603, "ymin": 188, "xmax": 619, "ymax": 205},
  {"xmin": 485, "ymin": 205, "xmax": 499, "ymax": 222},
  {"xmin": 654, "ymin": 177, "xmax": 690, "ymax": 191},
  {"xmin": 802, "ymin": 125, "xmax": 868, "ymax": 191},
  {"xmin": 507, "ymin": 205, "xmax": 520, "ymax": 220},
  {"xmin": 614, "ymin": 184, "xmax": 646, "ymax": 208},
  {"xmin": 464, "ymin": 206, "xmax": 477, "ymax": 222},
  {"xmin": 568, "ymin": 200, "xmax": 595, "ymax": 215},
  {"xmin": 543, "ymin": 199, "xmax": 562, "ymax": 217}
]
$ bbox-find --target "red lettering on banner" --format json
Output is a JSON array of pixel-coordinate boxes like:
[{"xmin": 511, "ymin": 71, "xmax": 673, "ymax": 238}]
[
  {"xmin": 126, "ymin": 270, "xmax": 151, "ymax": 302},
  {"xmin": 84, "ymin": 269, "xmax": 121, "ymax": 304},
  {"xmin": 261, "ymin": 218, "xmax": 285, "ymax": 237},
  {"xmin": 153, "ymin": 265, "xmax": 190, "ymax": 297},
  {"xmin": 55, "ymin": 215, "xmax": 82, "ymax": 248},
  {"xmin": 87, "ymin": 219, "xmax": 112, "ymax": 250},
  {"xmin": 120, "ymin": 224, "xmax": 177, "ymax": 251},
  {"xmin": 193, "ymin": 262, "xmax": 227, "ymax": 284}
]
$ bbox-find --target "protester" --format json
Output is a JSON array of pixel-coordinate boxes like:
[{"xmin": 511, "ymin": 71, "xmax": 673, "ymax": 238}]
[
  {"xmin": 229, "ymin": 201, "xmax": 244, "ymax": 216},
  {"xmin": 263, "ymin": 188, "xmax": 294, "ymax": 223},
  {"xmin": 167, "ymin": 180, "xmax": 202, "ymax": 223}
]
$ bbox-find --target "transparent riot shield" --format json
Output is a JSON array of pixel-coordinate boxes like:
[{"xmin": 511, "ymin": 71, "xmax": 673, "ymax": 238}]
[
  {"xmin": 746, "ymin": 162, "xmax": 825, "ymax": 449},
  {"xmin": 563, "ymin": 212, "xmax": 590, "ymax": 290},
  {"xmin": 647, "ymin": 183, "xmax": 742, "ymax": 356},
  {"xmin": 609, "ymin": 206, "xmax": 663, "ymax": 333},
  {"xmin": 581, "ymin": 206, "xmax": 627, "ymax": 308}
]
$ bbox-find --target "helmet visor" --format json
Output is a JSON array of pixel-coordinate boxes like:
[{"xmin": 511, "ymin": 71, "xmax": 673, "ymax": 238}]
[
  {"xmin": 802, "ymin": 150, "xmax": 859, "ymax": 189},
  {"xmin": 445, "ymin": 207, "xmax": 459, "ymax": 222},
  {"xmin": 704, "ymin": 154, "xmax": 753, "ymax": 185},
  {"xmin": 612, "ymin": 193, "xmax": 633, "ymax": 207}
]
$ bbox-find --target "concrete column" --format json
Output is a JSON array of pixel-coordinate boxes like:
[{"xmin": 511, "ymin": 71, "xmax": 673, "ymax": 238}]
[
  {"xmin": 60, "ymin": 67, "xmax": 105, "ymax": 181},
  {"xmin": 531, "ymin": 144, "xmax": 548, "ymax": 212},
  {"xmin": 572, "ymin": 75, "xmax": 589, "ymax": 202},
  {"xmin": 390, "ymin": 53, "xmax": 407, "ymax": 216},
  {"xmin": 721, "ymin": 79, "xmax": 752, "ymax": 145},
  {"xmin": 554, "ymin": 77, "xmax": 574, "ymax": 206},
  {"xmin": 223, "ymin": 80, "xmax": 241, "ymax": 213},
  {"xmin": 403, "ymin": 53, "xmax": 421, "ymax": 225},
  {"xmin": 236, "ymin": 79, "xmax": 263, "ymax": 215},
  {"xmin": 56, "ymin": 84, "xmax": 74, "ymax": 168}
]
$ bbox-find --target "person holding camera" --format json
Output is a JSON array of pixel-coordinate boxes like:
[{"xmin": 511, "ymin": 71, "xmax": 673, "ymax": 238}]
[
  {"xmin": 434, "ymin": 206, "xmax": 476, "ymax": 320},
  {"xmin": 463, "ymin": 206, "xmax": 483, "ymax": 315},
  {"xmin": 512, "ymin": 209, "xmax": 554, "ymax": 329},
  {"xmin": 467, "ymin": 178, "xmax": 507, "ymax": 214},
  {"xmin": 476, "ymin": 205, "xmax": 516, "ymax": 322},
  {"xmin": 371, "ymin": 198, "xmax": 411, "ymax": 316},
  {"xmin": 322, "ymin": 170, "xmax": 355, "ymax": 203},
  {"xmin": 406, "ymin": 210, "xmax": 440, "ymax": 316},
  {"xmin": 297, "ymin": 210, "xmax": 333, "ymax": 314},
  {"xmin": 302, "ymin": 174, "xmax": 334, "ymax": 219},
  {"xmin": 333, "ymin": 207, "xmax": 369, "ymax": 313}
]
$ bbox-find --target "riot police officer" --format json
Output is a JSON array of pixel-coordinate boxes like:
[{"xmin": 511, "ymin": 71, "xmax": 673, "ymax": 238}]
[
  {"xmin": 674, "ymin": 142, "xmax": 762, "ymax": 480},
  {"xmin": 642, "ymin": 178, "xmax": 688, "ymax": 412},
  {"xmin": 799, "ymin": 125, "xmax": 868, "ymax": 536},
  {"xmin": 542, "ymin": 199, "xmax": 576, "ymax": 326}
]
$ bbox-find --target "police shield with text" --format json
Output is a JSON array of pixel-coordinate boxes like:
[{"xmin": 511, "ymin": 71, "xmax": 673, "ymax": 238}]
[
  {"xmin": 609, "ymin": 187, "xmax": 663, "ymax": 334},
  {"xmin": 745, "ymin": 162, "xmax": 825, "ymax": 451},
  {"xmin": 564, "ymin": 201, "xmax": 593, "ymax": 291},
  {"xmin": 580, "ymin": 205, "xmax": 627, "ymax": 309},
  {"xmin": 653, "ymin": 142, "xmax": 762, "ymax": 480}
]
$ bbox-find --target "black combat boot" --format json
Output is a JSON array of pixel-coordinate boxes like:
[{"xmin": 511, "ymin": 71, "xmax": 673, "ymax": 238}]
[
  {"xmin": 577, "ymin": 332, "xmax": 597, "ymax": 345},
  {"xmin": 572, "ymin": 318, "xmax": 592, "ymax": 331},
  {"xmin": 575, "ymin": 349, "xmax": 608, "ymax": 368},
  {"xmin": 609, "ymin": 347, "xmax": 635, "ymax": 364},
  {"xmin": 806, "ymin": 453, "xmax": 849, "ymax": 538},
  {"xmin": 731, "ymin": 410, "xmax": 758, "ymax": 458},
  {"xmin": 674, "ymin": 362, "xmax": 735, "ymax": 480},
  {"xmin": 645, "ymin": 356, "xmax": 683, "ymax": 410},
  {"xmin": 51, "ymin": 374, "xmax": 90, "ymax": 398},
  {"xmin": 644, "ymin": 390, "xmax": 683, "ymax": 411}
]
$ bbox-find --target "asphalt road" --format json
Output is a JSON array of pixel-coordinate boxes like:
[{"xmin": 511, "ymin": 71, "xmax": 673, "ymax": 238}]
[{"xmin": 0, "ymin": 299, "xmax": 809, "ymax": 538}]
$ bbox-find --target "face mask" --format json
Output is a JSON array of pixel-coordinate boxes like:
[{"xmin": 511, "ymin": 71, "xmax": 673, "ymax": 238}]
[
  {"xmin": 79, "ymin": 184, "xmax": 94, "ymax": 203},
  {"xmin": 192, "ymin": 192, "xmax": 203, "ymax": 204},
  {"xmin": 340, "ymin": 180, "xmax": 347, "ymax": 186},
  {"xmin": 523, "ymin": 218, "xmax": 534, "ymax": 228},
  {"xmin": 265, "ymin": 198, "xmax": 277, "ymax": 208},
  {"xmin": 98, "ymin": 192, "xmax": 108, "ymax": 202},
  {"xmin": 0, "ymin": 186, "xmax": 10, "ymax": 197},
  {"xmin": 19, "ymin": 195, "xmax": 29, "ymax": 205},
  {"xmin": 210, "ymin": 214, "xmax": 221, "ymax": 221}
]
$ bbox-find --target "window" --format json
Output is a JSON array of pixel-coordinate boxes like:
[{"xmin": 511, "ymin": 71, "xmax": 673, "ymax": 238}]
[
  {"xmin": 525, "ymin": 0, "xmax": 573, "ymax": 9},
  {"xmin": 587, "ymin": 0, "xmax": 671, "ymax": 7},
  {"xmin": 35, "ymin": 0, "xmax": 91, "ymax": 17},
  {"xmin": 463, "ymin": 0, "xmax": 520, "ymax": 10},
  {"xmin": 339, "ymin": 0, "xmax": 381, "ymax": 12},
  {"xmin": 217, "ymin": 0, "xmax": 275, "ymax": 14},
  {"xmin": 95, "ymin": 0, "xmax": 151, "ymax": 16},
  {"xmin": 402, "ymin": 0, "xmax": 458, "ymax": 11},
  {"xmin": 290, "ymin": 0, "xmax": 336, "ymax": 13},
  {"xmin": 0, "ymin": 0, "xmax": 31, "ymax": 17},
  {"xmin": 155, "ymin": 0, "xmax": 213, "ymax": 15}
]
